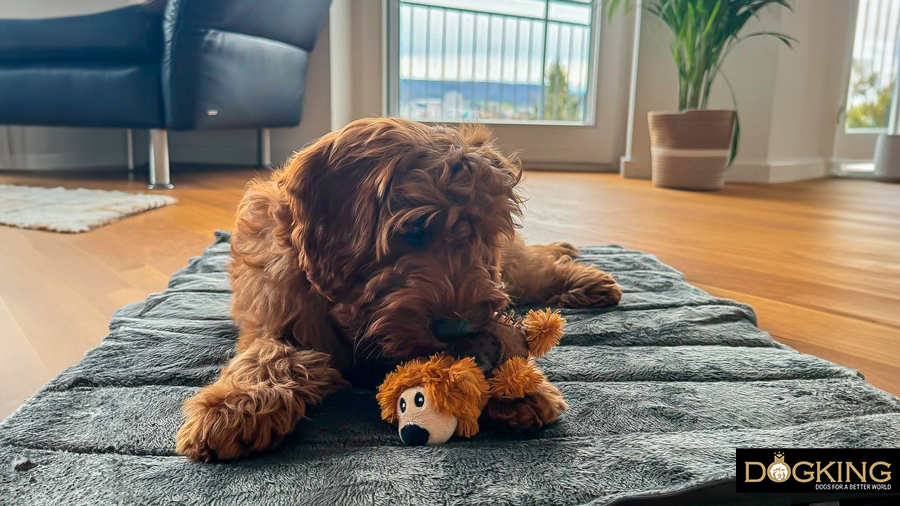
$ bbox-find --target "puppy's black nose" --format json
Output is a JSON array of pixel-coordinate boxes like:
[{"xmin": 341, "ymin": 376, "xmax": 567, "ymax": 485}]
[
  {"xmin": 400, "ymin": 424, "xmax": 430, "ymax": 446},
  {"xmin": 431, "ymin": 318, "xmax": 471, "ymax": 342}
]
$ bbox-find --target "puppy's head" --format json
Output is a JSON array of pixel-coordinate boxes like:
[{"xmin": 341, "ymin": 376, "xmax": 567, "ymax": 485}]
[{"xmin": 277, "ymin": 118, "xmax": 522, "ymax": 360}]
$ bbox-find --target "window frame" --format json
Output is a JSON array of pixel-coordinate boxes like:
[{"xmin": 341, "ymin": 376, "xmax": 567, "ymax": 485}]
[{"xmin": 384, "ymin": 0, "xmax": 603, "ymax": 127}]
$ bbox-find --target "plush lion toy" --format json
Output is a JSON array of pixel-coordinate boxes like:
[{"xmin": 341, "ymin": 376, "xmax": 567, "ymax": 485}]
[{"xmin": 376, "ymin": 309, "xmax": 566, "ymax": 446}]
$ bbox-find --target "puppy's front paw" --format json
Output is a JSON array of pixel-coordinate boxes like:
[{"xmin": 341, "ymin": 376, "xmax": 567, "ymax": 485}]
[
  {"xmin": 175, "ymin": 381, "xmax": 302, "ymax": 462},
  {"xmin": 175, "ymin": 403, "xmax": 236, "ymax": 462},
  {"xmin": 484, "ymin": 381, "xmax": 568, "ymax": 432}
]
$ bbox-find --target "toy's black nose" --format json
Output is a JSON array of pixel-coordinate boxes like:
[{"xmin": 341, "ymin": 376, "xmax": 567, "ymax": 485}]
[
  {"xmin": 399, "ymin": 424, "xmax": 430, "ymax": 446},
  {"xmin": 431, "ymin": 318, "xmax": 471, "ymax": 342}
]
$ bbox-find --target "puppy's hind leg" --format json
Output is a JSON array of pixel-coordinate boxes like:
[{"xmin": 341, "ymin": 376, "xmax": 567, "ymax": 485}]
[
  {"xmin": 501, "ymin": 236, "xmax": 622, "ymax": 309},
  {"xmin": 175, "ymin": 338, "xmax": 346, "ymax": 461}
]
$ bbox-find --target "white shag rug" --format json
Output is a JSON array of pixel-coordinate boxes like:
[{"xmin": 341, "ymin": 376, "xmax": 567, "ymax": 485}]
[{"xmin": 0, "ymin": 184, "xmax": 177, "ymax": 233}]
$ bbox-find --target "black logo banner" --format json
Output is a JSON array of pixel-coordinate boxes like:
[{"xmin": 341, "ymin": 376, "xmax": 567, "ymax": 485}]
[{"xmin": 736, "ymin": 449, "xmax": 898, "ymax": 493}]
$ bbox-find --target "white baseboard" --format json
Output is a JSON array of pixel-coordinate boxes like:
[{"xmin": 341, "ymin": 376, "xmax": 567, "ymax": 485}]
[
  {"xmin": 0, "ymin": 145, "xmax": 261, "ymax": 171},
  {"xmin": 0, "ymin": 129, "xmax": 282, "ymax": 171},
  {"xmin": 0, "ymin": 151, "xmax": 126, "ymax": 171},
  {"xmin": 620, "ymin": 158, "xmax": 828, "ymax": 183},
  {"xmin": 729, "ymin": 159, "xmax": 829, "ymax": 183},
  {"xmin": 620, "ymin": 158, "xmax": 651, "ymax": 179}
]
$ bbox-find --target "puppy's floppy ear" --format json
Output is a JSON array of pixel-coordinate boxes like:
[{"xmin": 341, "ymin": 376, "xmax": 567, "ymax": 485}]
[
  {"xmin": 276, "ymin": 118, "xmax": 435, "ymax": 300},
  {"xmin": 275, "ymin": 127, "xmax": 382, "ymax": 301}
]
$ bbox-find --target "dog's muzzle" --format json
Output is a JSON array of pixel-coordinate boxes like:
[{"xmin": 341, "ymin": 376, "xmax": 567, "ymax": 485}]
[{"xmin": 431, "ymin": 318, "xmax": 471, "ymax": 342}]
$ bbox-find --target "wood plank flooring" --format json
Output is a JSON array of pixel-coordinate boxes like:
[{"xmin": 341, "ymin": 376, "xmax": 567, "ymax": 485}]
[{"xmin": 1, "ymin": 166, "xmax": 898, "ymax": 419}]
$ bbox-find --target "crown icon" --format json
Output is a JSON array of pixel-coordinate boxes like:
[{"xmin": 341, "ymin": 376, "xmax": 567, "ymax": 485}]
[{"xmin": 773, "ymin": 452, "xmax": 785, "ymax": 463}]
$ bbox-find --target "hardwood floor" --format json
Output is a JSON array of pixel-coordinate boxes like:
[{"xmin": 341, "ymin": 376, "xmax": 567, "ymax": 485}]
[{"xmin": 1, "ymin": 166, "xmax": 898, "ymax": 419}]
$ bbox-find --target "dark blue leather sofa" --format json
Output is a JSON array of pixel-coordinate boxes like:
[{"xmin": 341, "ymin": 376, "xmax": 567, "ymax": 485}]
[{"xmin": 0, "ymin": 0, "xmax": 331, "ymax": 188}]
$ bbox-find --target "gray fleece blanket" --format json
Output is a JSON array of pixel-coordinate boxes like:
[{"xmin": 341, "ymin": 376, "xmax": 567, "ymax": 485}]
[{"xmin": 2, "ymin": 231, "xmax": 899, "ymax": 505}]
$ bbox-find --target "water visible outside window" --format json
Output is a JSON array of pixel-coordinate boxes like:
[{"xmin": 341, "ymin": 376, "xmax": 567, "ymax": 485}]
[{"xmin": 391, "ymin": 0, "xmax": 597, "ymax": 124}]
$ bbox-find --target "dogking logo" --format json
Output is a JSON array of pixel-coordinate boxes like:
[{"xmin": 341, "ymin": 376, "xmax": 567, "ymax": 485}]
[
  {"xmin": 767, "ymin": 452, "xmax": 790, "ymax": 483},
  {"xmin": 736, "ymin": 448, "xmax": 899, "ymax": 493}
]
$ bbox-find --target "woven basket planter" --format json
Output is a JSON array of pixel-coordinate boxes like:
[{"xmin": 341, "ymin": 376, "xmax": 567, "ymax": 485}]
[{"xmin": 648, "ymin": 109, "xmax": 735, "ymax": 191}]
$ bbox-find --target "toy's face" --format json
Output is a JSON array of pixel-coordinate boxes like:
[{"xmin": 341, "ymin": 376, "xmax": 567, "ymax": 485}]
[{"xmin": 396, "ymin": 387, "xmax": 458, "ymax": 446}]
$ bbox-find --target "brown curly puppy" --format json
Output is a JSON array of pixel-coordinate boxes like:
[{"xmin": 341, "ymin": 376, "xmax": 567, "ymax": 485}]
[{"xmin": 175, "ymin": 118, "xmax": 621, "ymax": 461}]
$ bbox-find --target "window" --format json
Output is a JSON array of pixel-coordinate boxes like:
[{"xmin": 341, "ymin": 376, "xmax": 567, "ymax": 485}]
[
  {"xmin": 386, "ymin": 0, "xmax": 599, "ymax": 125},
  {"xmin": 845, "ymin": 0, "xmax": 900, "ymax": 132}
]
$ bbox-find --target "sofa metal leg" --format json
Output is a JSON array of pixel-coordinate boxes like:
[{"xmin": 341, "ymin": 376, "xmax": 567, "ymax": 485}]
[
  {"xmin": 126, "ymin": 129, "xmax": 135, "ymax": 173},
  {"xmin": 148, "ymin": 129, "xmax": 173, "ymax": 189},
  {"xmin": 258, "ymin": 128, "xmax": 271, "ymax": 168}
]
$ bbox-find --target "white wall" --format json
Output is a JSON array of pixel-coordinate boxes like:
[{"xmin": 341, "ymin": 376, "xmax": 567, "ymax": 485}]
[
  {"xmin": 621, "ymin": 0, "xmax": 854, "ymax": 183},
  {"xmin": 328, "ymin": 0, "xmax": 356, "ymax": 131},
  {"xmin": 0, "ymin": 127, "xmax": 129, "ymax": 170},
  {"xmin": 766, "ymin": 1, "xmax": 853, "ymax": 180}
]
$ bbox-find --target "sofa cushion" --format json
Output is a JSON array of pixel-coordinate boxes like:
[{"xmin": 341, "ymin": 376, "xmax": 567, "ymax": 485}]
[
  {"xmin": 0, "ymin": 63, "xmax": 164, "ymax": 128},
  {"xmin": 0, "ymin": 0, "xmax": 166, "ymax": 63}
]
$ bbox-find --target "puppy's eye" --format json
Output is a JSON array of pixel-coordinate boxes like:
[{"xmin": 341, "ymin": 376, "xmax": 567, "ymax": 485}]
[
  {"xmin": 400, "ymin": 398, "xmax": 407, "ymax": 413},
  {"xmin": 414, "ymin": 392, "xmax": 425, "ymax": 408},
  {"xmin": 403, "ymin": 227, "xmax": 427, "ymax": 249}
]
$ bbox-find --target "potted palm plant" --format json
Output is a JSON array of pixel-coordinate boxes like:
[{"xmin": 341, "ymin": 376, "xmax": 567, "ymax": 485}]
[{"xmin": 609, "ymin": 0, "xmax": 795, "ymax": 190}]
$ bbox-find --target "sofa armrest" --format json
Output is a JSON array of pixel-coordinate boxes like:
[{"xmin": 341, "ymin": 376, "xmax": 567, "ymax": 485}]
[{"xmin": 162, "ymin": 0, "xmax": 332, "ymax": 130}]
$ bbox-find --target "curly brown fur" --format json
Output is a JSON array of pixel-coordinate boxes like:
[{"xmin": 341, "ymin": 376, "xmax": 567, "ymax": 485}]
[
  {"xmin": 175, "ymin": 118, "xmax": 620, "ymax": 460},
  {"xmin": 175, "ymin": 339, "xmax": 346, "ymax": 462}
]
